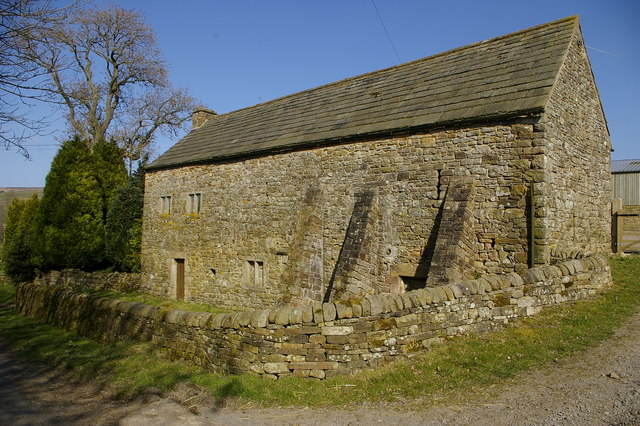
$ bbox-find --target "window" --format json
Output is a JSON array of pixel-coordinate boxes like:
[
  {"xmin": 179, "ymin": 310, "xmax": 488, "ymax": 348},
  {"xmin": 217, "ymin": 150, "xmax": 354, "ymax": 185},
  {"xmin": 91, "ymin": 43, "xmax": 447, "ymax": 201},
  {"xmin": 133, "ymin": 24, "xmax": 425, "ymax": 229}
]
[
  {"xmin": 161, "ymin": 195, "xmax": 172, "ymax": 214},
  {"xmin": 188, "ymin": 193, "xmax": 202, "ymax": 215},
  {"xmin": 246, "ymin": 259, "xmax": 264, "ymax": 287}
]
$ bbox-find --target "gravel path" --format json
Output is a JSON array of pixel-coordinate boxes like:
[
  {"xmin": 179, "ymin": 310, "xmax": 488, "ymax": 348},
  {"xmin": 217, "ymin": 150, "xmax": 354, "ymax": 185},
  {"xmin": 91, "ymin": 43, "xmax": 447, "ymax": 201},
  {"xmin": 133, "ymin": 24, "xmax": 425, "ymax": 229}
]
[{"xmin": 1, "ymin": 309, "xmax": 639, "ymax": 425}]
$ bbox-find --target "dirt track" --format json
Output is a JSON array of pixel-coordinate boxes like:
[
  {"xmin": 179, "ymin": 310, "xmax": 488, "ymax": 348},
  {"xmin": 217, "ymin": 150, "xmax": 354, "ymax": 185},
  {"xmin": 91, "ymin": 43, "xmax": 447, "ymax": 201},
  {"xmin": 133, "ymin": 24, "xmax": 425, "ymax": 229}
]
[{"xmin": 1, "ymin": 309, "xmax": 639, "ymax": 425}]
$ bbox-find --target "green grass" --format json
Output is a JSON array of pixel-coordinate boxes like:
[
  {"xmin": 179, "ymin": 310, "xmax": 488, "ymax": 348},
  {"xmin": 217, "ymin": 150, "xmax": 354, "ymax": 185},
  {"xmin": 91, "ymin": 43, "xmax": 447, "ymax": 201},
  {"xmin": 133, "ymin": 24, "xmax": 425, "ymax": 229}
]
[
  {"xmin": 0, "ymin": 255, "xmax": 639, "ymax": 406},
  {"xmin": 80, "ymin": 289, "xmax": 232, "ymax": 314}
]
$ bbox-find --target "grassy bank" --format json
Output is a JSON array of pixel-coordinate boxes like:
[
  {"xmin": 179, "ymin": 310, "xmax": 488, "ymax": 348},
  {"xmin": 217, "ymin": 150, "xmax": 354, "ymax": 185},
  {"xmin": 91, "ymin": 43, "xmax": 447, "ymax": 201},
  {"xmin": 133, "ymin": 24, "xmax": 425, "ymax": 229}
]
[
  {"xmin": 81, "ymin": 289, "xmax": 231, "ymax": 314},
  {"xmin": 0, "ymin": 255, "xmax": 638, "ymax": 407}
]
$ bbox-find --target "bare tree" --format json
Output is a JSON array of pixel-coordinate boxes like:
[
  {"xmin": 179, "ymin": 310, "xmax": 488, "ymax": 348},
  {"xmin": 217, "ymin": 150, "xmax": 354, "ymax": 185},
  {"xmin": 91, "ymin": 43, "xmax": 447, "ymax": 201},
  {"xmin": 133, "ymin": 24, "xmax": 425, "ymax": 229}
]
[
  {"xmin": 0, "ymin": 0, "xmax": 71, "ymax": 157},
  {"xmin": 16, "ymin": 4, "xmax": 198, "ymax": 164},
  {"xmin": 112, "ymin": 86, "xmax": 196, "ymax": 173}
]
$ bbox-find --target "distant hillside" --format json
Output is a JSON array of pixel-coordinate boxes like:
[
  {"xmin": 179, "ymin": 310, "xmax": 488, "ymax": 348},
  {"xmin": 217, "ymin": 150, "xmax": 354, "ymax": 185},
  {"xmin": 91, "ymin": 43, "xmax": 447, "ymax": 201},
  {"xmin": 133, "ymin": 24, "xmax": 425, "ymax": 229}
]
[{"xmin": 0, "ymin": 187, "xmax": 43, "ymax": 245}]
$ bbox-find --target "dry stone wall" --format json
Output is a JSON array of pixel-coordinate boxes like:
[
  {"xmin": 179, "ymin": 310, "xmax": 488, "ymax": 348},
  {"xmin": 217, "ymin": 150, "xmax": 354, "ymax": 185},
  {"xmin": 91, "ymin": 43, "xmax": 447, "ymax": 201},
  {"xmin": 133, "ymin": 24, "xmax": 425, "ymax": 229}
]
[
  {"xmin": 17, "ymin": 255, "xmax": 611, "ymax": 380},
  {"xmin": 621, "ymin": 206, "xmax": 640, "ymax": 231}
]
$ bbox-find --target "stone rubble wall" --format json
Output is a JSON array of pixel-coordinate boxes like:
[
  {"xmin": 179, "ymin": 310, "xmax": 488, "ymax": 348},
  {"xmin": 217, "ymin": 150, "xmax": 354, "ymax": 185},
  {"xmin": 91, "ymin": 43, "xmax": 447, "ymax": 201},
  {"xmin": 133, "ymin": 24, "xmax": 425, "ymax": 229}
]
[
  {"xmin": 621, "ymin": 206, "xmax": 640, "ymax": 232},
  {"xmin": 426, "ymin": 177, "xmax": 478, "ymax": 286},
  {"xmin": 327, "ymin": 189, "xmax": 381, "ymax": 301},
  {"xmin": 278, "ymin": 184, "xmax": 325, "ymax": 305},
  {"xmin": 33, "ymin": 269, "xmax": 141, "ymax": 293},
  {"xmin": 17, "ymin": 255, "xmax": 610, "ymax": 380},
  {"xmin": 538, "ymin": 26, "xmax": 612, "ymax": 261},
  {"xmin": 142, "ymin": 121, "xmax": 540, "ymax": 310}
]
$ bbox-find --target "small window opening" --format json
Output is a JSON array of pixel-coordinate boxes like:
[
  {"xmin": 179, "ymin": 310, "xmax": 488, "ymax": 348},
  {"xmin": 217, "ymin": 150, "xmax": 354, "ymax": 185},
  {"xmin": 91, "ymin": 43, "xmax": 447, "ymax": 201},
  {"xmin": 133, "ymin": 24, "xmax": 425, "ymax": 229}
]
[
  {"xmin": 189, "ymin": 193, "xmax": 202, "ymax": 214},
  {"xmin": 437, "ymin": 170, "xmax": 443, "ymax": 199},
  {"xmin": 161, "ymin": 195, "xmax": 172, "ymax": 214},
  {"xmin": 246, "ymin": 260, "xmax": 264, "ymax": 286},
  {"xmin": 276, "ymin": 252, "xmax": 289, "ymax": 265}
]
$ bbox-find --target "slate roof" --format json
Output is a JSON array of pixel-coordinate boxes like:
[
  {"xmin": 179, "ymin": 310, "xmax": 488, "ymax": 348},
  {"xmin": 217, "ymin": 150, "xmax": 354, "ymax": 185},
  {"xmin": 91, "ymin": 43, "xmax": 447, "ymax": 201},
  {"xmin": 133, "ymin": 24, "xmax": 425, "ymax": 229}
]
[
  {"xmin": 149, "ymin": 16, "xmax": 579, "ymax": 171},
  {"xmin": 612, "ymin": 159, "xmax": 640, "ymax": 174}
]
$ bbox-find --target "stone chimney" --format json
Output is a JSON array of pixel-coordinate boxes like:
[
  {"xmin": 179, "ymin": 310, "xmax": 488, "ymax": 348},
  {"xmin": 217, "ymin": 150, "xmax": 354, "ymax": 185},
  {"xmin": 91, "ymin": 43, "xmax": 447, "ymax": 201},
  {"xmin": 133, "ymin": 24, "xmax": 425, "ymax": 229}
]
[{"xmin": 191, "ymin": 108, "xmax": 217, "ymax": 130}]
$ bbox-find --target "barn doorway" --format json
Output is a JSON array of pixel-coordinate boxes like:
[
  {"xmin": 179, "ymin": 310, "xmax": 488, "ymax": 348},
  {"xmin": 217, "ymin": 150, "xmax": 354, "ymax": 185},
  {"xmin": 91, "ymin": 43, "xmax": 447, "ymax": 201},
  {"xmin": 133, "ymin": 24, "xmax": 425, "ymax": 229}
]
[{"xmin": 174, "ymin": 258, "xmax": 185, "ymax": 300}]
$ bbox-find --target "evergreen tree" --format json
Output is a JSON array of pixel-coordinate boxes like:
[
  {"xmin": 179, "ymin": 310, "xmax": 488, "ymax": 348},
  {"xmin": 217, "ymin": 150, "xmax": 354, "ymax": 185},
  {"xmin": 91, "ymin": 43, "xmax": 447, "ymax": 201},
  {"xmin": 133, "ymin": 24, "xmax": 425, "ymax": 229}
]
[
  {"xmin": 38, "ymin": 137, "xmax": 127, "ymax": 271},
  {"xmin": 1, "ymin": 195, "xmax": 40, "ymax": 282},
  {"xmin": 106, "ymin": 161, "xmax": 145, "ymax": 272}
]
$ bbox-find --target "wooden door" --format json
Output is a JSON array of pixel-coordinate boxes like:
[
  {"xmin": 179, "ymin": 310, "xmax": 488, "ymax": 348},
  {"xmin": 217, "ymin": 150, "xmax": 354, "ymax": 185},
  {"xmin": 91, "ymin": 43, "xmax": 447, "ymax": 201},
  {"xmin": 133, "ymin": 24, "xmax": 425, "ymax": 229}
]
[{"xmin": 175, "ymin": 258, "xmax": 185, "ymax": 300}]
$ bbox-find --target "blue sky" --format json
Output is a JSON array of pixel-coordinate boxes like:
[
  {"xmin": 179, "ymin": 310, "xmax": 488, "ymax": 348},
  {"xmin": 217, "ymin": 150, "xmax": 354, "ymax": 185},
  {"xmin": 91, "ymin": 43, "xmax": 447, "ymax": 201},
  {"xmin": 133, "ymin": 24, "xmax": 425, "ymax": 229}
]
[{"xmin": 1, "ymin": 0, "xmax": 638, "ymax": 187}]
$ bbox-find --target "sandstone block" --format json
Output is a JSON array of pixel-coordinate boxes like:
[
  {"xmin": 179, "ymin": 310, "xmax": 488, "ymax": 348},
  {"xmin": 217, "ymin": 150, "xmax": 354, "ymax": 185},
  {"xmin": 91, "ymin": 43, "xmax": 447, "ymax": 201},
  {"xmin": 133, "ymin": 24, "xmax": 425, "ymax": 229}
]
[
  {"xmin": 322, "ymin": 303, "xmax": 337, "ymax": 322},
  {"xmin": 309, "ymin": 369, "xmax": 326, "ymax": 379},
  {"xmin": 396, "ymin": 313, "xmax": 418, "ymax": 328},
  {"xmin": 326, "ymin": 335, "xmax": 350, "ymax": 344},
  {"xmin": 210, "ymin": 314, "xmax": 225, "ymax": 329},
  {"xmin": 301, "ymin": 305, "xmax": 314, "ymax": 323},
  {"xmin": 312, "ymin": 303, "xmax": 324, "ymax": 323},
  {"xmin": 237, "ymin": 311, "xmax": 253, "ymax": 327},
  {"xmin": 335, "ymin": 302, "xmax": 353, "ymax": 319},
  {"xmin": 359, "ymin": 298, "xmax": 372, "ymax": 317},
  {"xmin": 250, "ymin": 310, "xmax": 270, "ymax": 328},
  {"xmin": 289, "ymin": 361, "xmax": 339, "ymax": 370},
  {"xmin": 367, "ymin": 296, "xmax": 383, "ymax": 316},
  {"xmin": 321, "ymin": 326, "xmax": 354, "ymax": 336},
  {"xmin": 263, "ymin": 362, "xmax": 290, "ymax": 374},
  {"xmin": 449, "ymin": 284, "xmax": 463, "ymax": 298},
  {"xmin": 351, "ymin": 302, "xmax": 363, "ymax": 318},
  {"xmin": 289, "ymin": 307, "xmax": 304, "ymax": 324},
  {"xmin": 399, "ymin": 293, "xmax": 414, "ymax": 309},
  {"xmin": 274, "ymin": 307, "xmax": 292, "ymax": 325},
  {"xmin": 390, "ymin": 294, "xmax": 404, "ymax": 310},
  {"xmin": 308, "ymin": 334, "xmax": 326, "ymax": 344},
  {"xmin": 517, "ymin": 296, "xmax": 536, "ymax": 308},
  {"xmin": 275, "ymin": 343, "xmax": 306, "ymax": 355}
]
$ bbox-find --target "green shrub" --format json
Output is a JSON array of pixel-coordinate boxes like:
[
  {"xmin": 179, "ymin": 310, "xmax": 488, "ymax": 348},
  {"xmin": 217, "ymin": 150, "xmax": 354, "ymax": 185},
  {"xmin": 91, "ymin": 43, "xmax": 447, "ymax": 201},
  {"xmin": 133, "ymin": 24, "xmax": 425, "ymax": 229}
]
[
  {"xmin": 1, "ymin": 195, "xmax": 40, "ymax": 281},
  {"xmin": 38, "ymin": 137, "xmax": 128, "ymax": 271},
  {"xmin": 106, "ymin": 163, "xmax": 145, "ymax": 272}
]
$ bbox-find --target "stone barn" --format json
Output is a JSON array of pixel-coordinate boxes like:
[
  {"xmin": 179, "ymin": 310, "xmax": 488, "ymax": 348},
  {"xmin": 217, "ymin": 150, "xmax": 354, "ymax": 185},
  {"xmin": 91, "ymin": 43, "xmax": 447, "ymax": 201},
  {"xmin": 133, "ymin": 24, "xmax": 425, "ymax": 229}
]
[{"xmin": 141, "ymin": 16, "xmax": 611, "ymax": 310}]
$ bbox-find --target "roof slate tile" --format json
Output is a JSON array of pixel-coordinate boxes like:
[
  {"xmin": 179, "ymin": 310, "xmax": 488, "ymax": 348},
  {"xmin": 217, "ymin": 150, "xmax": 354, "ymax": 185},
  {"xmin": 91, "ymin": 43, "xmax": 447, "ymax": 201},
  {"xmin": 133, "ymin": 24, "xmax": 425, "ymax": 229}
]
[{"xmin": 149, "ymin": 16, "xmax": 578, "ymax": 170}]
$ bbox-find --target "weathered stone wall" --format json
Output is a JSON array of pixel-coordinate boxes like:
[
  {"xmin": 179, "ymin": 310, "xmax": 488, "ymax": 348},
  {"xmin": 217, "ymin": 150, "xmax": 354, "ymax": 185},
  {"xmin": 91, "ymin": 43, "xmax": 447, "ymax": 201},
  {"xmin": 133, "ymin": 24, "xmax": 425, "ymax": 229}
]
[
  {"xmin": 327, "ymin": 188, "xmax": 381, "ymax": 301},
  {"xmin": 17, "ymin": 255, "xmax": 611, "ymax": 379},
  {"xmin": 34, "ymin": 269, "xmax": 140, "ymax": 293},
  {"xmin": 538, "ymin": 27, "xmax": 612, "ymax": 262},
  {"xmin": 142, "ymin": 121, "xmax": 540, "ymax": 309},
  {"xmin": 426, "ymin": 177, "xmax": 479, "ymax": 286},
  {"xmin": 621, "ymin": 206, "xmax": 640, "ymax": 231}
]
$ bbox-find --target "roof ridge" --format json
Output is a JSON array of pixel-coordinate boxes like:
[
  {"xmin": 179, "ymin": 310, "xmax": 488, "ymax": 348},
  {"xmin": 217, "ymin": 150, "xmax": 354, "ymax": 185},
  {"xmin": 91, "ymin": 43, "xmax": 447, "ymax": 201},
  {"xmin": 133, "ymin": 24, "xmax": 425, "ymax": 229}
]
[{"xmin": 200, "ymin": 16, "xmax": 578, "ymax": 124}]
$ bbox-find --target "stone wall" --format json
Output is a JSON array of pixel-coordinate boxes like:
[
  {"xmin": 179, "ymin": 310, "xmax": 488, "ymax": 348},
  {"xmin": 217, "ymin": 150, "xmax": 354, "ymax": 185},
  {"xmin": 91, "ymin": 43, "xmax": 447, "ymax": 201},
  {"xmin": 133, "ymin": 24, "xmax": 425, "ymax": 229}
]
[
  {"xmin": 426, "ymin": 177, "xmax": 478, "ymax": 286},
  {"xmin": 621, "ymin": 206, "xmax": 640, "ymax": 231},
  {"xmin": 142, "ymin": 121, "xmax": 541, "ymax": 310},
  {"xmin": 33, "ymin": 269, "xmax": 141, "ymax": 293},
  {"xmin": 17, "ymin": 255, "xmax": 611, "ymax": 379},
  {"xmin": 538, "ymin": 26, "xmax": 612, "ymax": 261}
]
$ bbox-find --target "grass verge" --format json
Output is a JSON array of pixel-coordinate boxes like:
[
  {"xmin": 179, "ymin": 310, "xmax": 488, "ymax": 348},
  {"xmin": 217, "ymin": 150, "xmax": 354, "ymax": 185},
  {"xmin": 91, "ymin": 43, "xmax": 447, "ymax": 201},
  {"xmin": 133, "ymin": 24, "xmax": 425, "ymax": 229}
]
[
  {"xmin": 0, "ymin": 255, "xmax": 638, "ymax": 407},
  {"xmin": 79, "ymin": 289, "xmax": 231, "ymax": 314}
]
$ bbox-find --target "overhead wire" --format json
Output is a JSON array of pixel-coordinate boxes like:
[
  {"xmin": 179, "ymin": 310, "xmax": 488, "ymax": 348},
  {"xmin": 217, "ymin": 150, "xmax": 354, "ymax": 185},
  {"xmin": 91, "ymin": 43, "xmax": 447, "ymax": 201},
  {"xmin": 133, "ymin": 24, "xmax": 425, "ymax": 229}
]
[
  {"xmin": 371, "ymin": 0, "xmax": 402, "ymax": 64},
  {"xmin": 586, "ymin": 45, "xmax": 639, "ymax": 63}
]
